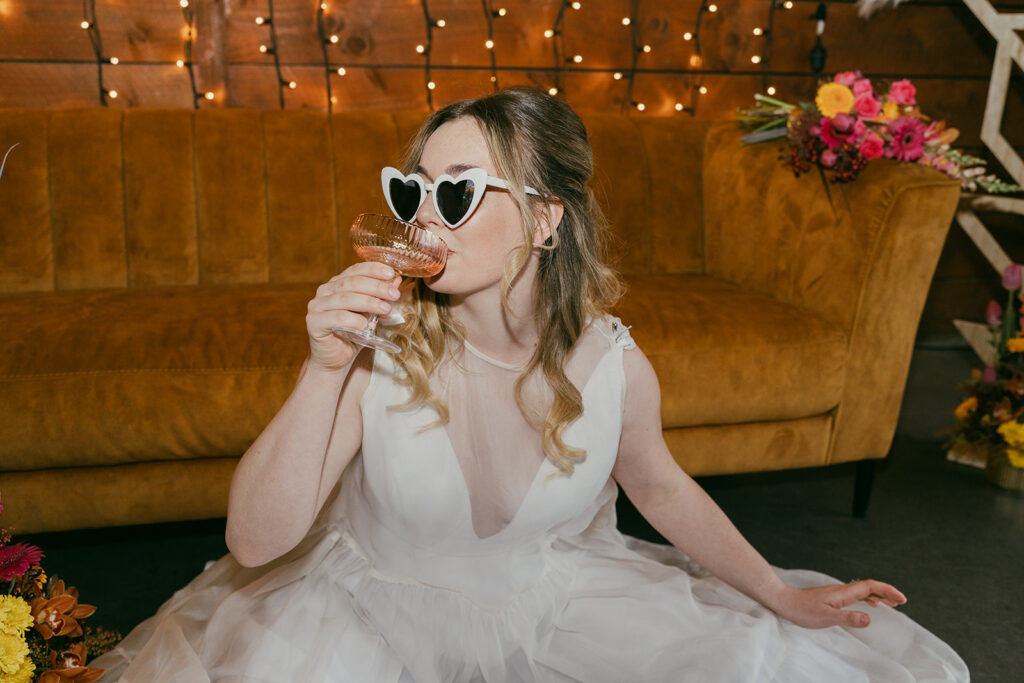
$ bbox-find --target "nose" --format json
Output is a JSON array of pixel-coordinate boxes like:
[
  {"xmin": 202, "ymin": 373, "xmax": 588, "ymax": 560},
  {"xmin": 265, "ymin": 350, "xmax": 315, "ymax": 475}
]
[{"xmin": 415, "ymin": 189, "xmax": 444, "ymax": 231}]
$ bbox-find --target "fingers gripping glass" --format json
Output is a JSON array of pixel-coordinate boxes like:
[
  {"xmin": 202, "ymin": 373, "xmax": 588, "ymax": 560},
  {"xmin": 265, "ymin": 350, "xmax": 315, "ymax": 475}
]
[{"xmin": 382, "ymin": 166, "xmax": 541, "ymax": 229}]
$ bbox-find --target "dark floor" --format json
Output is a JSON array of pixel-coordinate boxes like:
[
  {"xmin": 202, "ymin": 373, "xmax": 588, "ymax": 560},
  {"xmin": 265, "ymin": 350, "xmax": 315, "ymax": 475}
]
[{"xmin": 28, "ymin": 345, "xmax": 1024, "ymax": 681}]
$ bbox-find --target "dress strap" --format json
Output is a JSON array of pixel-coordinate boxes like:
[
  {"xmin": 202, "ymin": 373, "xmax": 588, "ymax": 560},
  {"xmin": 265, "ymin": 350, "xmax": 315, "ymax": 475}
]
[{"xmin": 605, "ymin": 315, "xmax": 637, "ymax": 351}]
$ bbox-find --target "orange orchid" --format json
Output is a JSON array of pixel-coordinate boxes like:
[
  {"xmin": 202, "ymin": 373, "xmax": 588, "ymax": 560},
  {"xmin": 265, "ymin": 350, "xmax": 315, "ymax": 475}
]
[
  {"xmin": 37, "ymin": 644, "xmax": 104, "ymax": 683},
  {"xmin": 30, "ymin": 580, "xmax": 96, "ymax": 639}
]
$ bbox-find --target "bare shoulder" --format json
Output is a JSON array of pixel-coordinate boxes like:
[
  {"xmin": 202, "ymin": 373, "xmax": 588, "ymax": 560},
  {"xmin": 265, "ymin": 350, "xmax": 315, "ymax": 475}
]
[{"xmin": 621, "ymin": 345, "xmax": 662, "ymax": 418}]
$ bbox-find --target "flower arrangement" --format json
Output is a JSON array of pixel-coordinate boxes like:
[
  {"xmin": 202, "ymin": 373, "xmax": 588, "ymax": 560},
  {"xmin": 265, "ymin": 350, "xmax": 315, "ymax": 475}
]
[
  {"xmin": 0, "ymin": 492, "xmax": 119, "ymax": 682},
  {"xmin": 946, "ymin": 263, "xmax": 1024, "ymax": 485},
  {"xmin": 736, "ymin": 73, "xmax": 1022, "ymax": 193}
]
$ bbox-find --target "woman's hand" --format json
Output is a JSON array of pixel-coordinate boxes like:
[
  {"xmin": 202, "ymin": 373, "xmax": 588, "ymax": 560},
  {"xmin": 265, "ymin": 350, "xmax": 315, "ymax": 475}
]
[
  {"xmin": 767, "ymin": 579, "xmax": 907, "ymax": 630},
  {"xmin": 305, "ymin": 262, "xmax": 402, "ymax": 371}
]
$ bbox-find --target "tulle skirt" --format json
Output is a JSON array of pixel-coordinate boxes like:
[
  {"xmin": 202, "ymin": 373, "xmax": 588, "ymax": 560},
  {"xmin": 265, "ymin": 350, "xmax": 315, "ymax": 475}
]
[{"xmin": 91, "ymin": 520, "xmax": 968, "ymax": 683}]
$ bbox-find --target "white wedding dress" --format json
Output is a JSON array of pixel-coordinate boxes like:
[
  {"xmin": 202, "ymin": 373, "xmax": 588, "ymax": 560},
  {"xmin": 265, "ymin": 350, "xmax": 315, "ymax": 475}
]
[{"xmin": 93, "ymin": 316, "xmax": 968, "ymax": 682}]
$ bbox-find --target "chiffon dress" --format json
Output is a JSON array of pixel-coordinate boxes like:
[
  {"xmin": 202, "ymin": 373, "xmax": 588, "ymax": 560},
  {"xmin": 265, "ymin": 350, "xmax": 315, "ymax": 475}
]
[{"xmin": 92, "ymin": 316, "xmax": 969, "ymax": 682}]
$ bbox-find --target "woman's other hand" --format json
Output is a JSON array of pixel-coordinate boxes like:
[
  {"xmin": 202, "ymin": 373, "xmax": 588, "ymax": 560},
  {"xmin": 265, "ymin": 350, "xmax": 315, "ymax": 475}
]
[
  {"xmin": 306, "ymin": 263, "xmax": 403, "ymax": 370},
  {"xmin": 769, "ymin": 579, "xmax": 907, "ymax": 629}
]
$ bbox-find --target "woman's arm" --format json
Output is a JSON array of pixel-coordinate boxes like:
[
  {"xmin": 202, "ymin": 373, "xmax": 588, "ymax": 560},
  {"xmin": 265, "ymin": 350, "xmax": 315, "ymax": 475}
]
[
  {"xmin": 225, "ymin": 262, "xmax": 401, "ymax": 567},
  {"xmin": 611, "ymin": 348, "xmax": 906, "ymax": 629}
]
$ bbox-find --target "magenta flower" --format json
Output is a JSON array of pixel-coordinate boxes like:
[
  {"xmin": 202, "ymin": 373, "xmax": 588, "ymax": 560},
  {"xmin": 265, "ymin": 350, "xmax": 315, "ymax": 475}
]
[
  {"xmin": 821, "ymin": 150, "xmax": 838, "ymax": 168},
  {"xmin": 887, "ymin": 117, "xmax": 926, "ymax": 161},
  {"xmin": 819, "ymin": 114, "xmax": 856, "ymax": 149},
  {"xmin": 852, "ymin": 78, "xmax": 874, "ymax": 98},
  {"xmin": 888, "ymin": 79, "xmax": 917, "ymax": 106},
  {"xmin": 853, "ymin": 94, "xmax": 881, "ymax": 119},
  {"xmin": 986, "ymin": 300, "xmax": 1003, "ymax": 325},
  {"xmin": 858, "ymin": 133, "xmax": 885, "ymax": 161},
  {"xmin": 834, "ymin": 71, "xmax": 860, "ymax": 87},
  {"xmin": 1003, "ymin": 263, "xmax": 1022, "ymax": 290},
  {"xmin": 983, "ymin": 366, "xmax": 997, "ymax": 383},
  {"xmin": 0, "ymin": 543, "xmax": 44, "ymax": 581}
]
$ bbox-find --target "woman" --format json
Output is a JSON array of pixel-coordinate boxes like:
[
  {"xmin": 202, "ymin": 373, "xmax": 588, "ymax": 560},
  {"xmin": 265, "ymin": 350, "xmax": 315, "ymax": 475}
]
[{"xmin": 94, "ymin": 87, "xmax": 967, "ymax": 682}]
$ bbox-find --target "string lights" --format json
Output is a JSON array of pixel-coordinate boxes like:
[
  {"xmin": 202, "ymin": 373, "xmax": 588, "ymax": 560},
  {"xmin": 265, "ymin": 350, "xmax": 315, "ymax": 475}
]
[
  {"xmin": 417, "ymin": 0, "xmax": 443, "ymax": 108},
  {"xmin": 80, "ymin": 0, "xmax": 116, "ymax": 105},
  {"xmin": 256, "ymin": 0, "xmax": 291, "ymax": 109},
  {"xmin": 316, "ymin": 2, "xmax": 340, "ymax": 112},
  {"xmin": 481, "ymin": 0, "xmax": 502, "ymax": 90},
  {"xmin": 180, "ymin": 1, "xmax": 215, "ymax": 108}
]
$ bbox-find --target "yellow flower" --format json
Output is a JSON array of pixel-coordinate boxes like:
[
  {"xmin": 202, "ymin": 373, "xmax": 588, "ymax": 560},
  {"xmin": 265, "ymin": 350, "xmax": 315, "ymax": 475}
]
[
  {"xmin": 815, "ymin": 83, "xmax": 855, "ymax": 117},
  {"xmin": 997, "ymin": 420, "xmax": 1024, "ymax": 447},
  {"xmin": 0, "ymin": 596, "xmax": 32, "ymax": 636},
  {"xmin": 1007, "ymin": 449, "xmax": 1024, "ymax": 468},
  {"xmin": 954, "ymin": 396, "xmax": 978, "ymax": 420},
  {"xmin": 4, "ymin": 657, "xmax": 34, "ymax": 683},
  {"xmin": 0, "ymin": 632, "xmax": 30, "ymax": 676},
  {"xmin": 881, "ymin": 100, "xmax": 899, "ymax": 121},
  {"xmin": 1008, "ymin": 338, "xmax": 1024, "ymax": 353}
]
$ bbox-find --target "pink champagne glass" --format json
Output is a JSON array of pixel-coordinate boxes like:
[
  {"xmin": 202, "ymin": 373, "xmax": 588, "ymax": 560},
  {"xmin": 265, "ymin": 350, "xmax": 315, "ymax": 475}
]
[{"xmin": 331, "ymin": 213, "xmax": 448, "ymax": 354}]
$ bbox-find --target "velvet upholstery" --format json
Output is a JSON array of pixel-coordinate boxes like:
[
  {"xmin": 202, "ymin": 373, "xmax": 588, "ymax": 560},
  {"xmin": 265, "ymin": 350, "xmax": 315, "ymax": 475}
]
[{"xmin": 0, "ymin": 109, "xmax": 960, "ymax": 533}]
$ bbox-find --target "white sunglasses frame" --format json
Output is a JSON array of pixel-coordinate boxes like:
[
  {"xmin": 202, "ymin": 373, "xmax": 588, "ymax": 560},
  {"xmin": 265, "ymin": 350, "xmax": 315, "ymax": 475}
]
[{"xmin": 381, "ymin": 166, "xmax": 540, "ymax": 229}]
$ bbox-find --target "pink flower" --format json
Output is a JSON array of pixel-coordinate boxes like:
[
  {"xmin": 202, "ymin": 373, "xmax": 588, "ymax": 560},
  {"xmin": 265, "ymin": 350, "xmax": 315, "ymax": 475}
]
[
  {"xmin": 834, "ymin": 71, "xmax": 860, "ymax": 87},
  {"xmin": 0, "ymin": 543, "xmax": 44, "ymax": 581},
  {"xmin": 852, "ymin": 78, "xmax": 874, "ymax": 97},
  {"xmin": 858, "ymin": 133, "xmax": 885, "ymax": 160},
  {"xmin": 888, "ymin": 79, "xmax": 917, "ymax": 106},
  {"xmin": 983, "ymin": 366, "xmax": 997, "ymax": 383},
  {"xmin": 886, "ymin": 117, "xmax": 926, "ymax": 161},
  {"xmin": 853, "ymin": 94, "xmax": 881, "ymax": 120},
  {"xmin": 821, "ymin": 150, "xmax": 838, "ymax": 168},
  {"xmin": 1003, "ymin": 263, "xmax": 1022, "ymax": 290},
  {"xmin": 987, "ymin": 300, "xmax": 1003, "ymax": 325},
  {"xmin": 819, "ymin": 113, "xmax": 856, "ymax": 149}
]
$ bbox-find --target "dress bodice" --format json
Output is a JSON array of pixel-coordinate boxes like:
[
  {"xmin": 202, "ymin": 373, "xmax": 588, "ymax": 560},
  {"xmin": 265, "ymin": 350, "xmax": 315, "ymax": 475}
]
[{"xmin": 333, "ymin": 316, "xmax": 636, "ymax": 606}]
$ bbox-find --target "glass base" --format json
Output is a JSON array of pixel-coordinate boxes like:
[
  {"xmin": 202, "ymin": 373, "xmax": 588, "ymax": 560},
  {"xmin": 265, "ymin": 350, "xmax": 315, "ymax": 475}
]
[{"xmin": 331, "ymin": 326, "xmax": 401, "ymax": 354}]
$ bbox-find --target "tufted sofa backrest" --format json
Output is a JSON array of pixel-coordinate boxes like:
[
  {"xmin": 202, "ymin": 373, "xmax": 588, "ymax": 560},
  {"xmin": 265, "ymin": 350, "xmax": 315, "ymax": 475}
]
[{"xmin": 0, "ymin": 108, "xmax": 711, "ymax": 294}]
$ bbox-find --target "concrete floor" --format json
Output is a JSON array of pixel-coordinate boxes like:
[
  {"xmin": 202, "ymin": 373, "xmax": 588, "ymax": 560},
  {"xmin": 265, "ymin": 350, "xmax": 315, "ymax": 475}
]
[{"xmin": 30, "ymin": 345, "xmax": 1023, "ymax": 681}]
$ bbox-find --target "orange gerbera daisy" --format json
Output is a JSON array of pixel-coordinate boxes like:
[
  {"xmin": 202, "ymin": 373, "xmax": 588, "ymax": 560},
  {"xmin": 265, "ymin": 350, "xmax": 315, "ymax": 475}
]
[{"xmin": 815, "ymin": 83, "xmax": 855, "ymax": 117}]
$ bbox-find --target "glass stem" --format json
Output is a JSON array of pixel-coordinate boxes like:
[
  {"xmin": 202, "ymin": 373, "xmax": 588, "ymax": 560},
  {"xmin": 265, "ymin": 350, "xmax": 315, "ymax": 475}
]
[{"xmin": 364, "ymin": 313, "xmax": 380, "ymax": 335}]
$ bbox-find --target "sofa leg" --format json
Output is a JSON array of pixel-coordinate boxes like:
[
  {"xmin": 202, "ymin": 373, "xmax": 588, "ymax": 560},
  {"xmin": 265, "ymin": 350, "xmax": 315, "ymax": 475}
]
[{"xmin": 852, "ymin": 459, "xmax": 876, "ymax": 518}]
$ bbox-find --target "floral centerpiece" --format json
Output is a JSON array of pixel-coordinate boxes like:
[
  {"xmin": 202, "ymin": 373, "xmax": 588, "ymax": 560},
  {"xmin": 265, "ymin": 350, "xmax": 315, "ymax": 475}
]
[
  {"xmin": 947, "ymin": 264, "xmax": 1024, "ymax": 490},
  {"xmin": 736, "ymin": 73, "xmax": 1022, "ymax": 194},
  {"xmin": 0, "ymin": 492, "xmax": 119, "ymax": 682}
]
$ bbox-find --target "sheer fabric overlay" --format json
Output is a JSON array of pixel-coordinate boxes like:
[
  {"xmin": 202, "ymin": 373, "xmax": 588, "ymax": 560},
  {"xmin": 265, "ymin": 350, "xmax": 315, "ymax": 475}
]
[{"xmin": 91, "ymin": 316, "xmax": 969, "ymax": 682}]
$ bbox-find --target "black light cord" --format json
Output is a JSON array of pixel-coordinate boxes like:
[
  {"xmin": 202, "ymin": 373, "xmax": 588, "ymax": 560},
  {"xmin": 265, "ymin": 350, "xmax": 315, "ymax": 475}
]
[{"xmin": 316, "ymin": 4, "xmax": 334, "ymax": 113}]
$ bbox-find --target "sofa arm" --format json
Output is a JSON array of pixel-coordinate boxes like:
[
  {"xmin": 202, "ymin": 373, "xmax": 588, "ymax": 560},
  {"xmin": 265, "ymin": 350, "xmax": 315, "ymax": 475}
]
[{"xmin": 701, "ymin": 122, "xmax": 961, "ymax": 464}]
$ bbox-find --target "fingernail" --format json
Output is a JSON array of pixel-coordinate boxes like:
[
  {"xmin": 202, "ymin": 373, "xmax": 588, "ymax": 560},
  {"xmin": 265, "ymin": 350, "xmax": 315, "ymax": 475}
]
[
  {"xmin": 380, "ymin": 302, "xmax": 391, "ymax": 313},
  {"xmin": 390, "ymin": 288, "xmax": 400, "ymax": 298}
]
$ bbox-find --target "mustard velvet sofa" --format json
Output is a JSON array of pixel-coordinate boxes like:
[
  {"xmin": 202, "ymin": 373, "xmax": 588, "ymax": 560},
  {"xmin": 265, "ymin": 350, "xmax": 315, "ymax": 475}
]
[{"xmin": 0, "ymin": 108, "xmax": 960, "ymax": 534}]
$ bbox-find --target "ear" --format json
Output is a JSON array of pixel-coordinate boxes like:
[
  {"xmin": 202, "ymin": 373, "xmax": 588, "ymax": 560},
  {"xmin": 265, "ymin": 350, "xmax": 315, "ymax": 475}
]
[{"xmin": 532, "ymin": 200, "xmax": 564, "ymax": 246}]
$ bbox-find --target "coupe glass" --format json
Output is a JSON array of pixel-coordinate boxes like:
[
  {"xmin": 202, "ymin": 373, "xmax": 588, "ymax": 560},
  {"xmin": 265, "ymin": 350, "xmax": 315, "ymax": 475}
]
[{"xmin": 331, "ymin": 213, "xmax": 448, "ymax": 353}]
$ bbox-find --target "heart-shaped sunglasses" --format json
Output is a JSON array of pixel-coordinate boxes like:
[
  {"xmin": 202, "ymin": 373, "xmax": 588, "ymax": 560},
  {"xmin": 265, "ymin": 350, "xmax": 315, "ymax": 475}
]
[{"xmin": 381, "ymin": 166, "xmax": 540, "ymax": 229}]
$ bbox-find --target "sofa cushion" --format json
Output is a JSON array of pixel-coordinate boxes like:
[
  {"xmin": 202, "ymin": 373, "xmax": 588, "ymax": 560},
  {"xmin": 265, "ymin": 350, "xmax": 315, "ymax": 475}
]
[
  {"xmin": 0, "ymin": 284, "xmax": 312, "ymax": 471},
  {"xmin": 615, "ymin": 274, "xmax": 848, "ymax": 428}
]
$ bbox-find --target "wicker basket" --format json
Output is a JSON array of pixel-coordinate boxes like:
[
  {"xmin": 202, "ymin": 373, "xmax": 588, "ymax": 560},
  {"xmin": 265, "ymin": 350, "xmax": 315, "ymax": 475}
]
[{"xmin": 985, "ymin": 452, "xmax": 1024, "ymax": 492}]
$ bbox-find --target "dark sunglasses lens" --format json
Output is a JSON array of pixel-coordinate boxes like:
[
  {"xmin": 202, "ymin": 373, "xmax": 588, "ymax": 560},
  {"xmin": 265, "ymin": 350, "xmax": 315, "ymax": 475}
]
[
  {"xmin": 388, "ymin": 178, "xmax": 421, "ymax": 221},
  {"xmin": 436, "ymin": 179, "xmax": 476, "ymax": 226}
]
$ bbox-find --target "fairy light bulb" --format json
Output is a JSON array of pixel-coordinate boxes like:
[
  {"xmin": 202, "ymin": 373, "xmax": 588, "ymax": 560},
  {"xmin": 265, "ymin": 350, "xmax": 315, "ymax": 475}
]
[
  {"xmin": 180, "ymin": 0, "xmax": 189, "ymax": 7},
  {"xmin": 621, "ymin": 17, "xmax": 630, "ymax": 25},
  {"xmin": 750, "ymin": 55, "xmax": 761, "ymax": 64},
  {"xmin": 613, "ymin": 72, "xmax": 622, "ymax": 80},
  {"xmin": 675, "ymin": 103, "xmax": 684, "ymax": 111},
  {"xmin": 176, "ymin": 59, "xmax": 185, "ymax": 68},
  {"xmin": 753, "ymin": 27, "xmax": 763, "ymax": 36},
  {"xmin": 548, "ymin": 87, "xmax": 558, "ymax": 95},
  {"xmin": 485, "ymin": 39, "xmax": 494, "ymax": 49},
  {"xmin": 329, "ymin": 34, "xmax": 339, "ymax": 44},
  {"xmin": 491, "ymin": 75, "xmax": 497, "ymax": 82},
  {"xmin": 683, "ymin": 32, "xmax": 692, "ymax": 41},
  {"xmin": 337, "ymin": 67, "xmax": 346, "ymax": 76},
  {"xmin": 435, "ymin": 19, "xmax": 446, "ymax": 28},
  {"xmin": 287, "ymin": 81, "xmax": 297, "ymax": 89},
  {"xmin": 708, "ymin": 4, "xmax": 718, "ymax": 12},
  {"xmin": 636, "ymin": 102, "xmax": 645, "ymax": 111},
  {"xmin": 427, "ymin": 81, "xmax": 436, "ymax": 90},
  {"xmin": 784, "ymin": 1, "xmax": 793, "ymax": 8},
  {"xmin": 573, "ymin": 54, "xmax": 582, "ymax": 63},
  {"xmin": 259, "ymin": 44, "xmax": 269, "ymax": 53},
  {"xmin": 204, "ymin": 91, "xmax": 215, "ymax": 100},
  {"xmin": 80, "ymin": 21, "xmax": 90, "ymax": 29},
  {"xmin": 767, "ymin": 86, "xmax": 776, "ymax": 95},
  {"xmin": 544, "ymin": 29, "xmax": 554, "ymax": 38},
  {"xmin": 699, "ymin": 86, "xmax": 708, "ymax": 94},
  {"xmin": 108, "ymin": 90, "xmax": 118, "ymax": 99},
  {"xmin": 571, "ymin": 1, "xmax": 581, "ymax": 9},
  {"xmin": 643, "ymin": 44, "xmax": 651, "ymax": 53},
  {"xmin": 255, "ymin": 16, "xmax": 266, "ymax": 25},
  {"xmin": 415, "ymin": 44, "xmax": 425, "ymax": 54},
  {"xmin": 109, "ymin": 57, "xmax": 119, "ymax": 64},
  {"xmin": 330, "ymin": 95, "xmax": 338, "ymax": 103},
  {"xmin": 689, "ymin": 54, "xmax": 702, "ymax": 67},
  {"xmin": 321, "ymin": 3, "xmax": 328, "ymax": 10}
]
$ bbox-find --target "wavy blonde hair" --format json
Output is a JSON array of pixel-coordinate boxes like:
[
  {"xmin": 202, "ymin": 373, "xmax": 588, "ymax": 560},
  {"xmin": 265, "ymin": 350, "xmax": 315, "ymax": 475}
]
[{"xmin": 388, "ymin": 87, "xmax": 624, "ymax": 475}]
